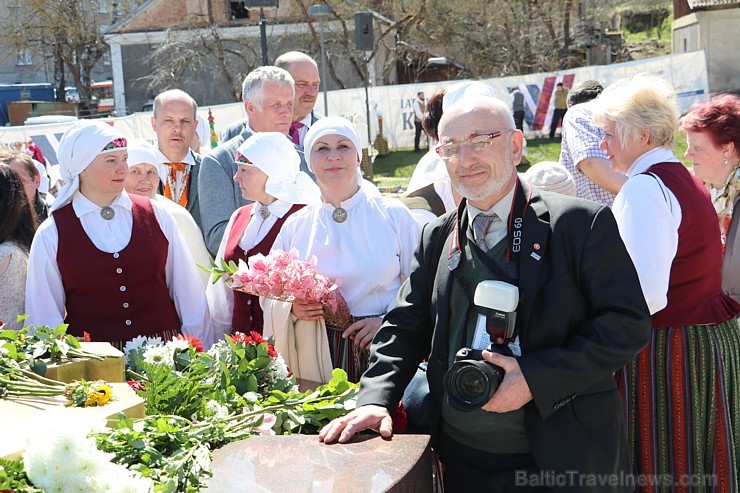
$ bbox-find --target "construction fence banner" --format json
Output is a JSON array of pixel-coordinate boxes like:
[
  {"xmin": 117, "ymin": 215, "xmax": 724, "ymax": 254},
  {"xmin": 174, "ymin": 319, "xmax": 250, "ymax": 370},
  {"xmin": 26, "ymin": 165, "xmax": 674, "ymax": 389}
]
[{"xmin": 0, "ymin": 50, "xmax": 708, "ymax": 164}]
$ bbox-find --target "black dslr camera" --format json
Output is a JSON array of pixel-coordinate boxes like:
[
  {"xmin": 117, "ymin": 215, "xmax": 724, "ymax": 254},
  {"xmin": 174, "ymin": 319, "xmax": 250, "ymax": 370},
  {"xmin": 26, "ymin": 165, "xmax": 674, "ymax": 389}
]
[{"xmin": 443, "ymin": 281, "xmax": 519, "ymax": 412}]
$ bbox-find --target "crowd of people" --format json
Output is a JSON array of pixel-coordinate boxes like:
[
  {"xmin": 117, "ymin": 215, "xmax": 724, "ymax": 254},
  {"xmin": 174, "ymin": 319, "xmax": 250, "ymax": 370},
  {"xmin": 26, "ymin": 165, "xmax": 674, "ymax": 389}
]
[{"xmin": 1, "ymin": 48, "xmax": 739, "ymax": 491}]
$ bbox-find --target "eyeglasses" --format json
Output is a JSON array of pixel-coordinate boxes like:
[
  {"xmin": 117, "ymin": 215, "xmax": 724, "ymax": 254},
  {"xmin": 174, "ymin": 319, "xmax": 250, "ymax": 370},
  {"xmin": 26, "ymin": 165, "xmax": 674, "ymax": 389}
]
[{"xmin": 435, "ymin": 130, "xmax": 514, "ymax": 159}]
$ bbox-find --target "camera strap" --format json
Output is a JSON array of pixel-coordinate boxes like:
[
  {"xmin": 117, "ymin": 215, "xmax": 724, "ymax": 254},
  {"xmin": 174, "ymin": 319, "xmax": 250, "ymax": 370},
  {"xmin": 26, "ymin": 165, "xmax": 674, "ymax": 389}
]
[{"xmin": 449, "ymin": 180, "xmax": 531, "ymax": 350}]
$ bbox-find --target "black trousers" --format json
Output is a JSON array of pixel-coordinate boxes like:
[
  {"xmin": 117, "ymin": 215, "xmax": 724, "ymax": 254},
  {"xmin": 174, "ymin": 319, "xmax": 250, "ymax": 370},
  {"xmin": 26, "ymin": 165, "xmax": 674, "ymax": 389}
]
[
  {"xmin": 414, "ymin": 120, "xmax": 424, "ymax": 151},
  {"xmin": 513, "ymin": 110, "xmax": 525, "ymax": 132},
  {"xmin": 437, "ymin": 431, "xmax": 551, "ymax": 493},
  {"xmin": 549, "ymin": 108, "xmax": 567, "ymax": 139}
]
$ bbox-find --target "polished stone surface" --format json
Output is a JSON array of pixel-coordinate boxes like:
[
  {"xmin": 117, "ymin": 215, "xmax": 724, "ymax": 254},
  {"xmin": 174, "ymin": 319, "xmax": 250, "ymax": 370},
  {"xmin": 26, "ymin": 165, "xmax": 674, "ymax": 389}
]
[{"xmin": 204, "ymin": 433, "xmax": 433, "ymax": 492}]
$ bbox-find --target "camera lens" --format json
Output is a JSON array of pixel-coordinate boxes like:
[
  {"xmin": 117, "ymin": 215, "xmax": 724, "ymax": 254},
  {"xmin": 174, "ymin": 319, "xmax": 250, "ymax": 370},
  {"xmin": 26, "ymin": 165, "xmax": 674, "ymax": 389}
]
[
  {"xmin": 455, "ymin": 365, "xmax": 490, "ymax": 403},
  {"xmin": 444, "ymin": 360, "xmax": 503, "ymax": 412}
]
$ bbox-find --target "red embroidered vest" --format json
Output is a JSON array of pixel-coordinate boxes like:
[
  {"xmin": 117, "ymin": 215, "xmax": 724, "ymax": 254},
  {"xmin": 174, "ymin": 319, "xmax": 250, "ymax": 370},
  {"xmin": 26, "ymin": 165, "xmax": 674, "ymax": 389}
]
[
  {"xmin": 645, "ymin": 163, "xmax": 739, "ymax": 327},
  {"xmin": 224, "ymin": 203, "xmax": 305, "ymax": 334},
  {"xmin": 54, "ymin": 195, "xmax": 181, "ymax": 341}
]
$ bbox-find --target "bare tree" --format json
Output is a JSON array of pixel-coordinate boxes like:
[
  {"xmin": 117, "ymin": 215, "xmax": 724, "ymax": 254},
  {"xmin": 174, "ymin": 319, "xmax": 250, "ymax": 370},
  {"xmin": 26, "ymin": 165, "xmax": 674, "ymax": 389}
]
[{"xmin": 0, "ymin": 0, "xmax": 139, "ymax": 111}]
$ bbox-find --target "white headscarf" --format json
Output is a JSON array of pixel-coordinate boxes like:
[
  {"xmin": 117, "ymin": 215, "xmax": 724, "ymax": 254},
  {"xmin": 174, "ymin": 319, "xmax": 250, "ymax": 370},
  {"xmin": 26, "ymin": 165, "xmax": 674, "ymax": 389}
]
[
  {"xmin": 126, "ymin": 139, "xmax": 162, "ymax": 174},
  {"xmin": 51, "ymin": 120, "xmax": 127, "ymax": 212},
  {"xmin": 303, "ymin": 116, "xmax": 363, "ymax": 171},
  {"xmin": 442, "ymin": 81, "xmax": 496, "ymax": 112},
  {"xmin": 235, "ymin": 132, "xmax": 320, "ymax": 205},
  {"xmin": 195, "ymin": 113, "xmax": 209, "ymax": 154},
  {"xmin": 31, "ymin": 158, "xmax": 49, "ymax": 195}
]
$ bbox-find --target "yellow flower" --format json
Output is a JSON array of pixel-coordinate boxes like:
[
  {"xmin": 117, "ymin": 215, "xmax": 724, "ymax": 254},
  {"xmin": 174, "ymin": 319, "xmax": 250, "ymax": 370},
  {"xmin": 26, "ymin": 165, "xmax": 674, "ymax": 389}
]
[{"xmin": 90, "ymin": 383, "xmax": 112, "ymax": 406}]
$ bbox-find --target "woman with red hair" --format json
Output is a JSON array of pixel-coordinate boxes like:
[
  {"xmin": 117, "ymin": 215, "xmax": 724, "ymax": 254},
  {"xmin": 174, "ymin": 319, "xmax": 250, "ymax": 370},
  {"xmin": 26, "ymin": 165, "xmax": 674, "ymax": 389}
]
[{"xmin": 681, "ymin": 93, "xmax": 740, "ymax": 302}]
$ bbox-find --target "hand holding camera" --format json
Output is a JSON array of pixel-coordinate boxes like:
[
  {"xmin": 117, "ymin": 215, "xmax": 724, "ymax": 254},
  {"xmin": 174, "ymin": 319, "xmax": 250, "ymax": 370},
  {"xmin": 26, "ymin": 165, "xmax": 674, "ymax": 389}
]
[{"xmin": 443, "ymin": 281, "xmax": 531, "ymax": 412}]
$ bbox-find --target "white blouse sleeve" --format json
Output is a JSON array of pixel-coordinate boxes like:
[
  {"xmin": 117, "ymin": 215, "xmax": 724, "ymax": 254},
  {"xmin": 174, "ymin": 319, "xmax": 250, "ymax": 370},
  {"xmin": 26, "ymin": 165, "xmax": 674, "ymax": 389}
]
[
  {"xmin": 612, "ymin": 174, "xmax": 681, "ymax": 314},
  {"xmin": 151, "ymin": 202, "xmax": 214, "ymax": 348},
  {"xmin": 205, "ymin": 210, "xmax": 239, "ymax": 344},
  {"xmin": 385, "ymin": 201, "xmax": 421, "ymax": 312},
  {"xmin": 25, "ymin": 219, "xmax": 66, "ymax": 327}
]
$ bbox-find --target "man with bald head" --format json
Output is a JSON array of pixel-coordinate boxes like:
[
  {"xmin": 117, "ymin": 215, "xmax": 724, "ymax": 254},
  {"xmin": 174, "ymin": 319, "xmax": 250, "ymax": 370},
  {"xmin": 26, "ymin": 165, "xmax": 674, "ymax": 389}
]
[
  {"xmin": 223, "ymin": 51, "xmax": 322, "ymax": 146},
  {"xmin": 151, "ymin": 89, "xmax": 203, "ymax": 229},
  {"xmin": 319, "ymin": 97, "xmax": 650, "ymax": 492}
]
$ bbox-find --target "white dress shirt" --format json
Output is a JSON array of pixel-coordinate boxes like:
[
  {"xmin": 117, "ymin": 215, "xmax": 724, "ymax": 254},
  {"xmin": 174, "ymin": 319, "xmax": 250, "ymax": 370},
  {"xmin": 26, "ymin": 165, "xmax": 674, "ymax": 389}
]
[
  {"xmin": 206, "ymin": 200, "xmax": 295, "ymax": 342},
  {"xmin": 612, "ymin": 147, "xmax": 682, "ymax": 314},
  {"xmin": 273, "ymin": 187, "xmax": 420, "ymax": 317},
  {"xmin": 25, "ymin": 191, "xmax": 213, "ymax": 346},
  {"xmin": 155, "ymin": 147, "xmax": 197, "ymax": 194}
]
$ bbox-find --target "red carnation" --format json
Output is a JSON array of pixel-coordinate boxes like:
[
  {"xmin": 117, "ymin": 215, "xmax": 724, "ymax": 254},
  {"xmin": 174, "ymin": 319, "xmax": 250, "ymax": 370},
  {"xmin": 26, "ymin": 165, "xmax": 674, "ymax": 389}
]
[
  {"xmin": 127, "ymin": 380, "xmax": 145, "ymax": 392},
  {"xmin": 175, "ymin": 334, "xmax": 204, "ymax": 352},
  {"xmin": 83, "ymin": 331, "xmax": 92, "ymax": 342}
]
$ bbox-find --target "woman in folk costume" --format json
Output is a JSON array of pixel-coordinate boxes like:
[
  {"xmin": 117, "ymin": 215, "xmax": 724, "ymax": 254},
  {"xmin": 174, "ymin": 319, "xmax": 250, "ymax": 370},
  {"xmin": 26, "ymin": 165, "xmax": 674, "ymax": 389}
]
[
  {"xmin": 680, "ymin": 93, "xmax": 740, "ymax": 303},
  {"xmin": 25, "ymin": 121, "xmax": 212, "ymax": 349},
  {"xmin": 592, "ymin": 75, "xmax": 740, "ymax": 492},
  {"xmin": 124, "ymin": 139, "xmax": 212, "ymax": 290},
  {"xmin": 206, "ymin": 132, "xmax": 320, "ymax": 343},
  {"xmin": 270, "ymin": 116, "xmax": 420, "ymax": 383}
]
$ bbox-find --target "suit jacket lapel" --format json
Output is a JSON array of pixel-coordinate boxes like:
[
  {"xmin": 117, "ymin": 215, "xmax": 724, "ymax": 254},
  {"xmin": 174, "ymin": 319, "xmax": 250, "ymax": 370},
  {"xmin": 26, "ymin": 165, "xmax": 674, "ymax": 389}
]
[
  {"xmin": 516, "ymin": 188, "xmax": 550, "ymax": 344},
  {"xmin": 187, "ymin": 151, "xmax": 200, "ymax": 214},
  {"xmin": 434, "ymin": 203, "xmax": 465, "ymax": 350}
]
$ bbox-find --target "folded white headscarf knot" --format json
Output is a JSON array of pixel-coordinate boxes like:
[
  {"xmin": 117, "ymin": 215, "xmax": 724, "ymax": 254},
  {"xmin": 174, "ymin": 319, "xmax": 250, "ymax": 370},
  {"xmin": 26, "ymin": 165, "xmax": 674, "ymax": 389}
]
[
  {"xmin": 235, "ymin": 132, "xmax": 320, "ymax": 205},
  {"xmin": 51, "ymin": 120, "xmax": 127, "ymax": 212}
]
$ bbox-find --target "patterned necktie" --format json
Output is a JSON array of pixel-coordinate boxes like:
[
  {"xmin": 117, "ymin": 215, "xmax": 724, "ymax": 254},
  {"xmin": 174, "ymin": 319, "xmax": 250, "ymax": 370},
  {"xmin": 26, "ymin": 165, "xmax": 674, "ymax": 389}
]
[
  {"xmin": 163, "ymin": 162, "xmax": 189, "ymax": 208},
  {"xmin": 472, "ymin": 212, "xmax": 498, "ymax": 252},
  {"xmin": 289, "ymin": 122, "xmax": 304, "ymax": 146}
]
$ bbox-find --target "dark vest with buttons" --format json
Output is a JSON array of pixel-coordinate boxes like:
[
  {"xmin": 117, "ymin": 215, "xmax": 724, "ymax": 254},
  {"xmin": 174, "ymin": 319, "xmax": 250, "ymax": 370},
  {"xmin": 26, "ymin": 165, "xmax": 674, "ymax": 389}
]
[
  {"xmin": 224, "ymin": 203, "xmax": 305, "ymax": 334},
  {"xmin": 644, "ymin": 163, "xmax": 739, "ymax": 327},
  {"xmin": 53, "ymin": 194, "xmax": 181, "ymax": 342}
]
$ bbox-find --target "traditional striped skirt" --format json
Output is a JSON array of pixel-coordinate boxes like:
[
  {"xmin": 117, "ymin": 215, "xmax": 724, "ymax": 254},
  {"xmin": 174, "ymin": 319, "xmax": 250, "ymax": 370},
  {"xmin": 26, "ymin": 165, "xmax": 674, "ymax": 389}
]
[
  {"xmin": 617, "ymin": 319, "xmax": 740, "ymax": 492},
  {"xmin": 326, "ymin": 315, "xmax": 380, "ymax": 383}
]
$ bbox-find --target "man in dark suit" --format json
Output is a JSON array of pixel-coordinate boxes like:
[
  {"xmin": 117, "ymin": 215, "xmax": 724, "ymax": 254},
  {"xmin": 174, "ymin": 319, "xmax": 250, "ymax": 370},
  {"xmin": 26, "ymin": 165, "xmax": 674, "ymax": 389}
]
[
  {"xmin": 320, "ymin": 97, "xmax": 651, "ymax": 492},
  {"xmin": 198, "ymin": 66, "xmax": 311, "ymax": 255},
  {"xmin": 223, "ymin": 51, "xmax": 323, "ymax": 146},
  {"xmin": 151, "ymin": 89, "xmax": 203, "ymax": 229}
]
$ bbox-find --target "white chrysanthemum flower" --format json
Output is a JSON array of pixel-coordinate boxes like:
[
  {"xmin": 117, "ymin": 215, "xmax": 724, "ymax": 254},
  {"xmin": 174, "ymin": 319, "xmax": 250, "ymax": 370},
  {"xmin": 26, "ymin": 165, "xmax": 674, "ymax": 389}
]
[
  {"xmin": 142, "ymin": 344, "xmax": 175, "ymax": 368},
  {"xmin": 123, "ymin": 335, "xmax": 163, "ymax": 367},
  {"xmin": 167, "ymin": 338, "xmax": 191, "ymax": 351},
  {"xmin": 206, "ymin": 340, "xmax": 231, "ymax": 363},
  {"xmin": 206, "ymin": 399, "xmax": 230, "ymax": 419}
]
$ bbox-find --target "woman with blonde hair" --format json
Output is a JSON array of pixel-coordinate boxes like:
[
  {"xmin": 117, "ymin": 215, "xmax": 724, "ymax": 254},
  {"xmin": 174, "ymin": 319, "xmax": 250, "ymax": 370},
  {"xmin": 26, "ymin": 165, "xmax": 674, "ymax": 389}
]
[{"xmin": 593, "ymin": 74, "xmax": 740, "ymax": 490}]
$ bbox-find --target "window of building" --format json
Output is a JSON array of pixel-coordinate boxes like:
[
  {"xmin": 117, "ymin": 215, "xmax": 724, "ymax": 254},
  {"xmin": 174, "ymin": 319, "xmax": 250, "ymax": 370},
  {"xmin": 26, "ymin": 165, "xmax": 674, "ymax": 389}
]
[
  {"xmin": 16, "ymin": 49, "xmax": 32, "ymax": 66},
  {"xmin": 103, "ymin": 51, "xmax": 111, "ymax": 66},
  {"xmin": 230, "ymin": 2, "xmax": 250, "ymax": 20}
]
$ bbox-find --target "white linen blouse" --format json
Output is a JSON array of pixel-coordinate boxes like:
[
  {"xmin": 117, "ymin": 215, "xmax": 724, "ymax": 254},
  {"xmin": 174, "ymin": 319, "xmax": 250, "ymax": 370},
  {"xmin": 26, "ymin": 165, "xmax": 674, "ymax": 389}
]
[
  {"xmin": 273, "ymin": 186, "xmax": 421, "ymax": 317},
  {"xmin": 611, "ymin": 147, "xmax": 682, "ymax": 315}
]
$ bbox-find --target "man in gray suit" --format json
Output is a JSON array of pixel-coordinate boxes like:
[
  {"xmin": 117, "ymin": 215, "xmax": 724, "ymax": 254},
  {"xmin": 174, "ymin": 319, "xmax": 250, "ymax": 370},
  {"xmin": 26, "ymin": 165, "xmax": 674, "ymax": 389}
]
[
  {"xmin": 151, "ymin": 89, "xmax": 203, "ymax": 229},
  {"xmin": 198, "ymin": 66, "xmax": 306, "ymax": 255},
  {"xmin": 223, "ymin": 51, "xmax": 323, "ymax": 145}
]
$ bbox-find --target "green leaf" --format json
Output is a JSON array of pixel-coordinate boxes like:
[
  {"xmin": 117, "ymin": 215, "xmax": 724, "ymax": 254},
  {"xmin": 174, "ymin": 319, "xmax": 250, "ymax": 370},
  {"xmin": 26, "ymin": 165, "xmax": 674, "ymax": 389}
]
[{"xmin": 0, "ymin": 329, "xmax": 18, "ymax": 341}]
